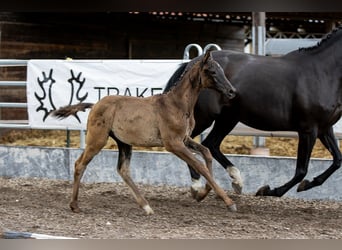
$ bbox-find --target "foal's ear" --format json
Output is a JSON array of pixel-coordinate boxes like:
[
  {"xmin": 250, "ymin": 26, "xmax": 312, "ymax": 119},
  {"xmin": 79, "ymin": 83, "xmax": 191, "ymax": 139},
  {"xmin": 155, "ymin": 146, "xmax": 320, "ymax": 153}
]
[{"xmin": 201, "ymin": 51, "xmax": 212, "ymax": 67}]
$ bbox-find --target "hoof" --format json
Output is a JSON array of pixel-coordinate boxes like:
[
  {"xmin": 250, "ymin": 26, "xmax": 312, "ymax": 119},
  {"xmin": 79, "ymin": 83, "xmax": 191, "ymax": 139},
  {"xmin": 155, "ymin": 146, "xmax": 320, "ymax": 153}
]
[
  {"xmin": 228, "ymin": 204, "xmax": 237, "ymax": 212},
  {"xmin": 191, "ymin": 187, "xmax": 207, "ymax": 202},
  {"xmin": 256, "ymin": 185, "xmax": 271, "ymax": 196},
  {"xmin": 143, "ymin": 205, "xmax": 154, "ymax": 215},
  {"xmin": 70, "ymin": 203, "xmax": 81, "ymax": 213},
  {"xmin": 191, "ymin": 187, "xmax": 199, "ymax": 200},
  {"xmin": 232, "ymin": 182, "xmax": 243, "ymax": 195},
  {"xmin": 227, "ymin": 167, "xmax": 243, "ymax": 194},
  {"xmin": 297, "ymin": 179, "xmax": 310, "ymax": 192}
]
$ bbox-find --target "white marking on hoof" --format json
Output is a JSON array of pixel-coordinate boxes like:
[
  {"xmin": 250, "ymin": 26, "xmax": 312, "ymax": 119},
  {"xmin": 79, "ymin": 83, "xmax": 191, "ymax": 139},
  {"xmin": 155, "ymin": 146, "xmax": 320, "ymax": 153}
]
[
  {"xmin": 227, "ymin": 167, "xmax": 243, "ymax": 194},
  {"xmin": 143, "ymin": 205, "xmax": 154, "ymax": 215},
  {"xmin": 191, "ymin": 178, "xmax": 202, "ymax": 192},
  {"xmin": 228, "ymin": 204, "xmax": 237, "ymax": 212}
]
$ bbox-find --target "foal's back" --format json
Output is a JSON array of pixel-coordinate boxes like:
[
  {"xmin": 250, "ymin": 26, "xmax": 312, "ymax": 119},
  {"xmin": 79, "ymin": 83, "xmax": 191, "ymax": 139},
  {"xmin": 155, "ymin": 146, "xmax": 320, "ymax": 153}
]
[
  {"xmin": 88, "ymin": 94, "xmax": 166, "ymax": 147},
  {"xmin": 88, "ymin": 92, "xmax": 195, "ymax": 147}
]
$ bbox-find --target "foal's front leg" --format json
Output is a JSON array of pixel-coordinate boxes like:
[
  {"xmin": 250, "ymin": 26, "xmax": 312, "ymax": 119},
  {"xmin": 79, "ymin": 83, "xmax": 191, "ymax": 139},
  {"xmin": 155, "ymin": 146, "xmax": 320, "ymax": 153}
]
[{"xmin": 165, "ymin": 139, "xmax": 237, "ymax": 212}]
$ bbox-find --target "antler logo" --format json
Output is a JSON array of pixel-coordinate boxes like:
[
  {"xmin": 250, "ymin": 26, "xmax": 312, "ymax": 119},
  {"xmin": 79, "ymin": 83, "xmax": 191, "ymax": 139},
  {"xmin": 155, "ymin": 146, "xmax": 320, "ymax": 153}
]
[{"xmin": 34, "ymin": 69, "xmax": 88, "ymax": 122}]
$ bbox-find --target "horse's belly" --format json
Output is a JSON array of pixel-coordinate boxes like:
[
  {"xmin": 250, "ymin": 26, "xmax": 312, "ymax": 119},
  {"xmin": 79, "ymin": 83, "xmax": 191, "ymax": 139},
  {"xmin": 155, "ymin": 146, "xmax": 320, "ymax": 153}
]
[
  {"xmin": 112, "ymin": 117, "xmax": 163, "ymax": 147},
  {"xmin": 240, "ymin": 111, "xmax": 293, "ymax": 131}
]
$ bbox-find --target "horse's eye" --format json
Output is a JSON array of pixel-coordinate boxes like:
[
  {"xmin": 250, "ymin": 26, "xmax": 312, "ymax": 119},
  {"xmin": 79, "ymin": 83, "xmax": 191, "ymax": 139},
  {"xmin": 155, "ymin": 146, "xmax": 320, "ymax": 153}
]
[{"xmin": 204, "ymin": 68, "xmax": 215, "ymax": 74}]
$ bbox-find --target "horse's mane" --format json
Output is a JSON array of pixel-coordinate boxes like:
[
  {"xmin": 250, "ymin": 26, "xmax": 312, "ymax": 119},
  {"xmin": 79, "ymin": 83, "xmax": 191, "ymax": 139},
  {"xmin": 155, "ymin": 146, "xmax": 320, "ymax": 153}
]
[
  {"xmin": 163, "ymin": 62, "xmax": 188, "ymax": 93},
  {"xmin": 163, "ymin": 57, "xmax": 201, "ymax": 93},
  {"xmin": 299, "ymin": 25, "xmax": 342, "ymax": 52}
]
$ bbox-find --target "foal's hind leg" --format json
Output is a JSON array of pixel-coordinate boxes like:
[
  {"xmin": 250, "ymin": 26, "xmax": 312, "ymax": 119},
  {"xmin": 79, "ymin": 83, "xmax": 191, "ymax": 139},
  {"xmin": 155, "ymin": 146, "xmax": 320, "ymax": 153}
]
[
  {"xmin": 298, "ymin": 127, "xmax": 342, "ymax": 192},
  {"xmin": 70, "ymin": 131, "xmax": 108, "ymax": 212},
  {"xmin": 188, "ymin": 115, "xmax": 243, "ymax": 195},
  {"xmin": 115, "ymin": 139, "xmax": 154, "ymax": 215},
  {"xmin": 185, "ymin": 138, "xmax": 213, "ymax": 202},
  {"xmin": 165, "ymin": 139, "xmax": 236, "ymax": 212}
]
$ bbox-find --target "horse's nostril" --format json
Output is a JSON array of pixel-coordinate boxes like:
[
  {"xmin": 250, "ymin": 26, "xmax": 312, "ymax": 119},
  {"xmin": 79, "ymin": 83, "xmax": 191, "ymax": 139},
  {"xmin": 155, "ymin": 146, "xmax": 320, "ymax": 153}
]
[{"xmin": 229, "ymin": 89, "xmax": 236, "ymax": 98}]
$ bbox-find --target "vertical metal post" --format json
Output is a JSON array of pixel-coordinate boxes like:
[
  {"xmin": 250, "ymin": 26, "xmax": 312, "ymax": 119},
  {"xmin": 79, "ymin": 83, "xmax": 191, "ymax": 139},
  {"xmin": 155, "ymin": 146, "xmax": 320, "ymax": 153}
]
[
  {"xmin": 80, "ymin": 130, "xmax": 86, "ymax": 149},
  {"xmin": 252, "ymin": 12, "xmax": 266, "ymax": 56},
  {"xmin": 251, "ymin": 12, "xmax": 269, "ymax": 155},
  {"xmin": 66, "ymin": 129, "xmax": 70, "ymax": 148}
]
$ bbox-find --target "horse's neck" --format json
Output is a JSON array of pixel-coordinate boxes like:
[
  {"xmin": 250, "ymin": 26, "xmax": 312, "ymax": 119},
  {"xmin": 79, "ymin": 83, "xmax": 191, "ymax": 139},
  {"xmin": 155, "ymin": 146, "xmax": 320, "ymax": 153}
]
[
  {"xmin": 306, "ymin": 32, "xmax": 342, "ymax": 67},
  {"xmin": 167, "ymin": 73, "xmax": 201, "ymax": 112}
]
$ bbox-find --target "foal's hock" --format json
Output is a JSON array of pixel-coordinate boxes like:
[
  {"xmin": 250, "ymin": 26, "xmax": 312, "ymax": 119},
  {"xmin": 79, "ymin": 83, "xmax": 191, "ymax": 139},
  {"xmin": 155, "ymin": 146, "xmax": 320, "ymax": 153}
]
[{"xmin": 52, "ymin": 51, "xmax": 237, "ymax": 215}]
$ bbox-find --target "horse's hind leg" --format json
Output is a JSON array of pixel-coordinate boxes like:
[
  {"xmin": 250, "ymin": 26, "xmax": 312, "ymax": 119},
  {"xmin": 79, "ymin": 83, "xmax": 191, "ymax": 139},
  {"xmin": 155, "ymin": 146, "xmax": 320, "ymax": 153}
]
[
  {"xmin": 298, "ymin": 127, "xmax": 342, "ymax": 192},
  {"xmin": 115, "ymin": 139, "xmax": 154, "ymax": 215},
  {"xmin": 70, "ymin": 131, "xmax": 108, "ymax": 212},
  {"xmin": 256, "ymin": 130, "xmax": 317, "ymax": 197},
  {"xmin": 165, "ymin": 140, "xmax": 236, "ymax": 212}
]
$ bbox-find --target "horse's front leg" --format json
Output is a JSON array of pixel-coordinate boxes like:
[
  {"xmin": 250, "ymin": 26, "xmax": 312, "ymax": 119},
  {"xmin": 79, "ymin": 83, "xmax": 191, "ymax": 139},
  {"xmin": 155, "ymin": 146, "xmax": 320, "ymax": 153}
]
[
  {"xmin": 297, "ymin": 127, "xmax": 342, "ymax": 191},
  {"xmin": 256, "ymin": 130, "xmax": 317, "ymax": 197},
  {"xmin": 187, "ymin": 116, "xmax": 243, "ymax": 197},
  {"xmin": 201, "ymin": 118, "xmax": 243, "ymax": 194},
  {"xmin": 165, "ymin": 139, "xmax": 237, "ymax": 212}
]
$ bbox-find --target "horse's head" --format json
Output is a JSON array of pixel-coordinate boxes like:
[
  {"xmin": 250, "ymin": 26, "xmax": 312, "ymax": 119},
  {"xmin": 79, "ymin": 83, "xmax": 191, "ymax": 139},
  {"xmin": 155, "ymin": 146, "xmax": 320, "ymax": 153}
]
[{"xmin": 198, "ymin": 51, "xmax": 236, "ymax": 100}]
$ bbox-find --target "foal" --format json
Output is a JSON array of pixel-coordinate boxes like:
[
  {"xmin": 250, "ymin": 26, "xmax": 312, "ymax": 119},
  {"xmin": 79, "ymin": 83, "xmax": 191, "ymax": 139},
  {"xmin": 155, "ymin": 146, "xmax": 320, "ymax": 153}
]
[{"xmin": 52, "ymin": 52, "xmax": 237, "ymax": 214}]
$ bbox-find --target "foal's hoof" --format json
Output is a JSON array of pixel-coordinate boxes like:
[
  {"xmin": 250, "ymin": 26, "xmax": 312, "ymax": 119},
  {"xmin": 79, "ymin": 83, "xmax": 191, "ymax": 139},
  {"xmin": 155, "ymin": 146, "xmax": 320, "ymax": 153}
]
[
  {"xmin": 143, "ymin": 205, "xmax": 154, "ymax": 215},
  {"xmin": 297, "ymin": 179, "xmax": 310, "ymax": 192},
  {"xmin": 228, "ymin": 204, "xmax": 237, "ymax": 212},
  {"xmin": 255, "ymin": 185, "xmax": 271, "ymax": 196},
  {"xmin": 70, "ymin": 202, "xmax": 81, "ymax": 213}
]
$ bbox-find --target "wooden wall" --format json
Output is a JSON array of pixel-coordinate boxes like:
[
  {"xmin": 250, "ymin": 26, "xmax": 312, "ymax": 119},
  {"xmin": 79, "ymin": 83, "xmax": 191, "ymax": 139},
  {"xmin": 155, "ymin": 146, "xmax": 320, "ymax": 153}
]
[
  {"xmin": 0, "ymin": 13, "xmax": 245, "ymax": 60},
  {"xmin": 0, "ymin": 12, "xmax": 245, "ymax": 121}
]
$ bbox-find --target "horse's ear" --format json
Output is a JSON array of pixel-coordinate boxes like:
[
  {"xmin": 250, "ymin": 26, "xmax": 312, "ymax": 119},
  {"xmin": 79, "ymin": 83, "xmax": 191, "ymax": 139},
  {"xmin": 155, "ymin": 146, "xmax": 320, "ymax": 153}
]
[{"xmin": 201, "ymin": 51, "xmax": 212, "ymax": 67}]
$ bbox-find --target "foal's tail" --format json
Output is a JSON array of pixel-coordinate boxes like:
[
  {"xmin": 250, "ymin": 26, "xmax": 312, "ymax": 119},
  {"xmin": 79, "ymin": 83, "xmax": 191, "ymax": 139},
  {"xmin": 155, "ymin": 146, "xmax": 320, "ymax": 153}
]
[{"xmin": 51, "ymin": 102, "xmax": 94, "ymax": 120}]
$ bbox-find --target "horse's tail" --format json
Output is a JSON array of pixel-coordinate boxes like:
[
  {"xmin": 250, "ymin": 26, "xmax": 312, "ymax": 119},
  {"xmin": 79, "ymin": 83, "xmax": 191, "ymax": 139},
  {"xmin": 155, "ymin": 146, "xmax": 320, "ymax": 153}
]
[
  {"xmin": 163, "ymin": 62, "xmax": 188, "ymax": 93},
  {"xmin": 51, "ymin": 102, "xmax": 94, "ymax": 119}
]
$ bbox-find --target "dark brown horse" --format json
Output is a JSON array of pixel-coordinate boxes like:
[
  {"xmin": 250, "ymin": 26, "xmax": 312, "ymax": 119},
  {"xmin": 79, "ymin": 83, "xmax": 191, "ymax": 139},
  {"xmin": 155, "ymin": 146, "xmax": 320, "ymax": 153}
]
[
  {"xmin": 52, "ymin": 52, "xmax": 237, "ymax": 214},
  {"xmin": 164, "ymin": 26, "xmax": 342, "ymax": 199}
]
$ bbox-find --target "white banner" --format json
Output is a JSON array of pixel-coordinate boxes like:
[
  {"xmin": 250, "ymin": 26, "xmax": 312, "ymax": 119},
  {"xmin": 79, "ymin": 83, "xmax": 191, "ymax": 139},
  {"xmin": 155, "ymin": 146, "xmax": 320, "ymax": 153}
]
[
  {"xmin": 27, "ymin": 59, "xmax": 184, "ymax": 129},
  {"xmin": 26, "ymin": 59, "xmax": 342, "ymax": 136}
]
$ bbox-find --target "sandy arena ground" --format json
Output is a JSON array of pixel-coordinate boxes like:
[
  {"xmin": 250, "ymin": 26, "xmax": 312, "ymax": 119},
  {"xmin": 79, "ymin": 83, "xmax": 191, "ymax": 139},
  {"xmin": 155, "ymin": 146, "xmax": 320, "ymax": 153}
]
[
  {"xmin": 1, "ymin": 177, "xmax": 342, "ymax": 239},
  {"xmin": 1, "ymin": 130, "xmax": 342, "ymax": 239}
]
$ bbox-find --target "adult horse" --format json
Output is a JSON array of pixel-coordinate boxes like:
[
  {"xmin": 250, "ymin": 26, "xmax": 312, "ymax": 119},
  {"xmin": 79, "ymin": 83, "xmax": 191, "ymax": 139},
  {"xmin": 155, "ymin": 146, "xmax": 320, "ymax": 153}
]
[
  {"xmin": 52, "ymin": 52, "xmax": 237, "ymax": 215},
  {"xmin": 164, "ymin": 26, "xmax": 342, "ymax": 199}
]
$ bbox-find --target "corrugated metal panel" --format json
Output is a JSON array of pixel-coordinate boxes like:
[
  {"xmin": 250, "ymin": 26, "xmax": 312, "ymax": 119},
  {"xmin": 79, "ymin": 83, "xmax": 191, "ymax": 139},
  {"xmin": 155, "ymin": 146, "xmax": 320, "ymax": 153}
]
[{"xmin": 265, "ymin": 38, "xmax": 321, "ymax": 56}]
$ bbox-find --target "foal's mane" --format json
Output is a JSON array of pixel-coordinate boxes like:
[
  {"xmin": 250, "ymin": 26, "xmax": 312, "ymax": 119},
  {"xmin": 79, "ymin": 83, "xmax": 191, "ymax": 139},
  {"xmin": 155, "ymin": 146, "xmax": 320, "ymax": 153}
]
[
  {"xmin": 163, "ymin": 57, "xmax": 201, "ymax": 93},
  {"xmin": 298, "ymin": 25, "xmax": 342, "ymax": 52}
]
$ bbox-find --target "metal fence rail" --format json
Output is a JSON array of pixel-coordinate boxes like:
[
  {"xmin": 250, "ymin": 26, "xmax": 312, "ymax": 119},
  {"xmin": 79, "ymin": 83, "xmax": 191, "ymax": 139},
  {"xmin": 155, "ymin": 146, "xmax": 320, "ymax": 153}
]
[{"xmin": 0, "ymin": 60, "xmax": 29, "ymax": 129}]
